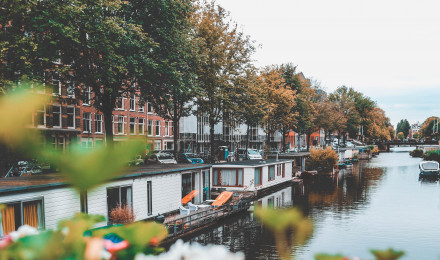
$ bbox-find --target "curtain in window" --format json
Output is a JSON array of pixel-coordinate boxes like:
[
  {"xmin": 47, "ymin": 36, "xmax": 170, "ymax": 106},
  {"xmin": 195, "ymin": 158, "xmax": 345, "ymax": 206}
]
[
  {"xmin": 126, "ymin": 187, "xmax": 133, "ymax": 209},
  {"xmin": 23, "ymin": 201, "xmax": 39, "ymax": 228},
  {"xmin": 254, "ymin": 168, "xmax": 261, "ymax": 186},
  {"xmin": 1, "ymin": 206, "xmax": 16, "ymax": 235},
  {"xmin": 0, "ymin": 212, "xmax": 3, "ymax": 236},
  {"xmin": 238, "ymin": 169, "xmax": 243, "ymax": 186},
  {"xmin": 220, "ymin": 169, "xmax": 237, "ymax": 186}
]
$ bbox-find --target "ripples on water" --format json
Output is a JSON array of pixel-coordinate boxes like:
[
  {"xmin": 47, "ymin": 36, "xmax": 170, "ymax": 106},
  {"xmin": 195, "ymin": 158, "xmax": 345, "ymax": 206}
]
[{"xmin": 188, "ymin": 147, "xmax": 440, "ymax": 259}]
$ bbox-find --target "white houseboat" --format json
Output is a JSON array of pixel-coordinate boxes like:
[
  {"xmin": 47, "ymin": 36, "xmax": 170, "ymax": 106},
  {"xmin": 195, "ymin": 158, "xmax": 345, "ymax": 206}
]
[
  {"xmin": 0, "ymin": 164, "xmax": 212, "ymax": 237},
  {"xmin": 419, "ymin": 161, "xmax": 440, "ymax": 177},
  {"xmin": 210, "ymin": 159, "xmax": 294, "ymax": 194}
]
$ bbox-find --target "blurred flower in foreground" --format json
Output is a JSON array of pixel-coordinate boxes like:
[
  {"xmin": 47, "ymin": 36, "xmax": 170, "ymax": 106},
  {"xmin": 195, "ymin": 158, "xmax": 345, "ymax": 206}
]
[{"xmin": 135, "ymin": 240, "xmax": 244, "ymax": 260}]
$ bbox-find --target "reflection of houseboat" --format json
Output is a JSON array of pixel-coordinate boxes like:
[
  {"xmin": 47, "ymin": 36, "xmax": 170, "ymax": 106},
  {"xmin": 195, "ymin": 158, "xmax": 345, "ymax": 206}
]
[
  {"xmin": 419, "ymin": 161, "xmax": 440, "ymax": 177},
  {"xmin": 210, "ymin": 159, "xmax": 294, "ymax": 195}
]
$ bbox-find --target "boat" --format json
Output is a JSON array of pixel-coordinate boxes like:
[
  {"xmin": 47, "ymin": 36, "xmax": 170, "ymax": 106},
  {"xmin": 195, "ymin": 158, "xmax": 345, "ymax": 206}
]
[{"xmin": 419, "ymin": 161, "xmax": 440, "ymax": 176}]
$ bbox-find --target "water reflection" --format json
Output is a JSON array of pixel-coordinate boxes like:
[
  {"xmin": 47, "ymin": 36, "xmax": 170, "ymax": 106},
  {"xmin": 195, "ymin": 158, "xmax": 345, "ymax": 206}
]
[{"xmin": 188, "ymin": 148, "xmax": 440, "ymax": 259}]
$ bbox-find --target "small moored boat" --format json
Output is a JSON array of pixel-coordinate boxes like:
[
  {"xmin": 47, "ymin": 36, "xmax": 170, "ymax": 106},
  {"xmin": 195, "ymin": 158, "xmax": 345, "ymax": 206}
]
[{"xmin": 419, "ymin": 161, "xmax": 440, "ymax": 176}]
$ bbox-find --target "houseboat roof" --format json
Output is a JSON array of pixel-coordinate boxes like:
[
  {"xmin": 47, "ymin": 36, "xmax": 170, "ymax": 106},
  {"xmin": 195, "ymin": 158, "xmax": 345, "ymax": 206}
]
[
  {"xmin": 212, "ymin": 159, "xmax": 293, "ymax": 167},
  {"xmin": 267, "ymin": 152, "xmax": 310, "ymax": 159},
  {"xmin": 0, "ymin": 163, "xmax": 211, "ymax": 195}
]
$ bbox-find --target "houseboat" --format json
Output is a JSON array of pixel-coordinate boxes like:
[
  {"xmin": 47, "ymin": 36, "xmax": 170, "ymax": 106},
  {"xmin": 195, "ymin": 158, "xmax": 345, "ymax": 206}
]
[
  {"xmin": 419, "ymin": 161, "xmax": 440, "ymax": 177},
  {"xmin": 0, "ymin": 163, "xmax": 212, "ymax": 237},
  {"xmin": 210, "ymin": 159, "xmax": 294, "ymax": 196}
]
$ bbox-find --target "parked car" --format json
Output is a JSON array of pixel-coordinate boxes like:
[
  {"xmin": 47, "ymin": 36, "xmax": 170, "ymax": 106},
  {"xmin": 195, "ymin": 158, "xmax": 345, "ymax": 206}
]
[
  {"xmin": 177, "ymin": 153, "xmax": 204, "ymax": 164},
  {"xmin": 237, "ymin": 148, "xmax": 263, "ymax": 160},
  {"xmin": 145, "ymin": 152, "xmax": 177, "ymax": 164}
]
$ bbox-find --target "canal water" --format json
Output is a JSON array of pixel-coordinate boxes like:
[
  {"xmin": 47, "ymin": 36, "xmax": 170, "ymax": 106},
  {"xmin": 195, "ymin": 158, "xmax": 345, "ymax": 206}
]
[{"xmin": 187, "ymin": 147, "xmax": 440, "ymax": 259}]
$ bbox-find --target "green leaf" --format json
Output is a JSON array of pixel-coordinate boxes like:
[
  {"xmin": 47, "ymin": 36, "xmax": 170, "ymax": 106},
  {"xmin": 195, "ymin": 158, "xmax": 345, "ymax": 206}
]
[{"xmin": 371, "ymin": 248, "xmax": 405, "ymax": 260}]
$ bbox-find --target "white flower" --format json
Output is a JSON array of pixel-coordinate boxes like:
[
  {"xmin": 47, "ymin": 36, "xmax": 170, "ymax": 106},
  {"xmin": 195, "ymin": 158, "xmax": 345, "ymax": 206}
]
[
  {"xmin": 9, "ymin": 225, "xmax": 39, "ymax": 242},
  {"xmin": 135, "ymin": 240, "xmax": 244, "ymax": 260}
]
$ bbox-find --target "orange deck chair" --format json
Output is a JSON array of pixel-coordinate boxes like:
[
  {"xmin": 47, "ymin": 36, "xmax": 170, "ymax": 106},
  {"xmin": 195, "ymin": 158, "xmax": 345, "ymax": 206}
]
[
  {"xmin": 181, "ymin": 190, "xmax": 199, "ymax": 205},
  {"xmin": 211, "ymin": 191, "xmax": 233, "ymax": 208}
]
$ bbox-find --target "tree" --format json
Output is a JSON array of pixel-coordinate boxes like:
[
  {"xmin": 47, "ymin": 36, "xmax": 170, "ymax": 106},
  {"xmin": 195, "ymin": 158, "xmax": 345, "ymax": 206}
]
[
  {"xmin": 193, "ymin": 1, "xmax": 255, "ymax": 160},
  {"xmin": 1, "ymin": 0, "xmax": 156, "ymax": 146},
  {"xmin": 261, "ymin": 66, "xmax": 296, "ymax": 151},
  {"xmin": 396, "ymin": 119, "xmax": 410, "ymax": 139},
  {"xmin": 420, "ymin": 116, "xmax": 440, "ymax": 140},
  {"xmin": 397, "ymin": 132, "xmax": 405, "ymax": 140},
  {"xmin": 130, "ymin": 0, "xmax": 199, "ymax": 156},
  {"xmin": 413, "ymin": 132, "xmax": 420, "ymax": 140}
]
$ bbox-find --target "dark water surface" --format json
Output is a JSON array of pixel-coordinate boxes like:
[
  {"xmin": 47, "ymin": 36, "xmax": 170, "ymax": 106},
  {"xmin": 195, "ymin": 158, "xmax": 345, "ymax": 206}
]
[{"xmin": 187, "ymin": 147, "xmax": 440, "ymax": 259}]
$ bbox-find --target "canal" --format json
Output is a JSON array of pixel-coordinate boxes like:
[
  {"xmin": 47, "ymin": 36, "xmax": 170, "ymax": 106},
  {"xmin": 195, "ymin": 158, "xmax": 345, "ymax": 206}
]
[{"xmin": 185, "ymin": 147, "xmax": 440, "ymax": 259}]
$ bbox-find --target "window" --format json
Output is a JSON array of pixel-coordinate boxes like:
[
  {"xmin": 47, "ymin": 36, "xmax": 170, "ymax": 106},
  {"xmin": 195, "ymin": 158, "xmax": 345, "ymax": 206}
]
[
  {"xmin": 169, "ymin": 122, "xmax": 173, "ymax": 137},
  {"xmin": 67, "ymin": 106, "xmax": 75, "ymax": 128},
  {"xmin": 130, "ymin": 95, "xmax": 135, "ymax": 111},
  {"xmin": 203, "ymin": 170, "xmax": 210, "ymax": 201},
  {"xmin": 147, "ymin": 120, "xmax": 153, "ymax": 136},
  {"xmin": 95, "ymin": 114, "xmax": 102, "ymax": 134},
  {"xmin": 268, "ymin": 165, "xmax": 275, "ymax": 181},
  {"xmin": 118, "ymin": 116, "xmax": 124, "ymax": 134},
  {"xmin": 81, "ymin": 138, "xmax": 93, "ymax": 149},
  {"xmin": 66, "ymin": 81, "xmax": 75, "ymax": 98},
  {"xmin": 147, "ymin": 102, "xmax": 152, "ymax": 114},
  {"xmin": 254, "ymin": 168, "xmax": 262, "ymax": 186},
  {"xmin": 130, "ymin": 117, "xmax": 135, "ymax": 134},
  {"xmin": 0, "ymin": 199, "xmax": 44, "ymax": 236},
  {"xmin": 52, "ymin": 105, "xmax": 61, "ymax": 127},
  {"xmin": 154, "ymin": 140, "xmax": 161, "ymax": 151},
  {"xmin": 139, "ymin": 103, "xmax": 144, "ymax": 113},
  {"xmin": 147, "ymin": 181, "xmax": 152, "ymax": 216},
  {"xmin": 106, "ymin": 186, "xmax": 133, "ymax": 223},
  {"xmin": 116, "ymin": 97, "xmax": 124, "ymax": 110},
  {"xmin": 282, "ymin": 164, "xmax": 285, "ymax": 178},
  {"xmin": 80, "ymin": 191, "xmax": 88, "ymax": 214},
  {"xmin": 52, "ymin": 136, "xmax": 65, "ymax": 151},
  {"xmin": 36, "ymin": 105, "xmax": 46, "ymax": 127},
  {"xmin": 213, "ymin": 169, "xmax": 243, "ymax": 187},
  {"xmin": 138, "ymin": 118, "xmax": 145, "ymax": 135},
  {"xmin": 165, "ymin": 122, "xmax": 169, "ymax": 136},
  {"xmin": 83, "ymin": 112, "xmax": 91, "ymax": 133},
  {"xmin": 83, "ymin": 87, "xmax": 91, "ymax": 105},
  {"xmin": 277, "ymin": 164, "xmax": 282, "ymax": 176},
  {"xmin": 155, "ymin": 120, "xmax": 160, "ymax": 136},
  {"xmin": 52, "ymin": 72, "xmax": 61, "ymax": 95}
]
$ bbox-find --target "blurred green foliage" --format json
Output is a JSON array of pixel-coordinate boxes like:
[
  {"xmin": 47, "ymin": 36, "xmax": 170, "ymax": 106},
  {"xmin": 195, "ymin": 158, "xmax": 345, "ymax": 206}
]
[
  {"xmin": 423, "ymin": 150, "xmax": 440, "ymax": 163},
  {"xmin": 315, "ymin": 254, "xmax": 347, "ymax": 260},
  {"xmin": 409, "ymin": 149, "xmax": 424, "ymax": 158},
  {"xmin": 371, "ymin": 248, "xmax": 405, "ymax": 260}
]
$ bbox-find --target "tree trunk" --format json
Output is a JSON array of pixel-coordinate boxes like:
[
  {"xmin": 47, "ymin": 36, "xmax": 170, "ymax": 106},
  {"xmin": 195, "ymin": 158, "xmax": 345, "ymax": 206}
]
[
  {"xmin": 282, "ymin": 127, "xmax": 286, "ymax": 153},
  {"xmin": 172, "ymin": 102, "xmax": 179, "ymax": 158},
  {"xmin": 209, "ymin": 118, "xmax": 215, "ymax": 162},
  {"xmin": 245, "ymin": 123, "xmax": 250, "ymax": 152},
  {"xmin": 103, "ymin": 107, "xmax": 114, "ymax": 149},
  {"xmin": 306, "ymin": 132, "xmax": 311, "ymax": 151}
]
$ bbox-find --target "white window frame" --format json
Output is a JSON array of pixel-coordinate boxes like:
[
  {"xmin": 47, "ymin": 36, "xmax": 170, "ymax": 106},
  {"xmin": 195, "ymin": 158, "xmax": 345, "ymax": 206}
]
[
  {"xmin": 116, "ymin": 97, "xmax": 124, "ymax": 110},
  {"xmin": 155, "ymin": 120, "xmax": 160, "ymax": 136},
  {"xmin": 52, "ymin": 105, "xmax": 61, "ymax": 128},
  {"xmin": 83, "ymin": 112, "xmax": 91, "ymax": 133},
  {"xmin": 165, "ymin": 121, "xmax": 169, "ymax": 136},
  {"xmin": 83, "ymin": 87, "xmax": 91, "ymax": 106},
  {"xmin": 130, "ymin": 95, "xmax": 136, "ymax": 111},
  {"xmin": 129, "ymin": 117, "xmax": 136, "ymax": 135},
  {"xmin": 0, "ymin": 198, "xmax": 45, "ymax": 236},
  {"xmin": 95, "ymin": 114, "xmax": 103, "ymax": 134},
  {"xmin": 52, "ymin": 72, "xmax": 61, "ymax": 96},
  {"xmin": 117, "ymin": 116, "xmax": 124, "ymax": 134},
  {"xmin": 138, "ymin": 118, "xmax": 145, "ymax": 135},
  {"xmin": 147, "ymin": 102, "xmax": 153, "ymax": 114},
  {"xmin": 36, "ymin": 105, "xmax": 46, "ymax": 128},
  {"xmin": 147, "ymin": 120, "xmax": 153, "ymax": 136},
  {"xmin": 139, "ymin": 103, "xmax": 144, "ymax": 113},
  {"xmin": 154, "ymin": 140, "xmax": 161, "ymax": 151},
  {"xmin": 67, "ymin": 106, "xmax": 75, "ymax": 129},
  {"xmin": 66, "ymin": 80, "xmax": 75, "ymax": 98}
]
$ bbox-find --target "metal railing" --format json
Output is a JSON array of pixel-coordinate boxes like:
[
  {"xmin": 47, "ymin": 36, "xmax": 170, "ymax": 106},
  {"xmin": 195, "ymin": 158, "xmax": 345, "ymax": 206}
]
[{"xmin": 165, "ymin": 199, "xmax": 252, "ymax": 237}]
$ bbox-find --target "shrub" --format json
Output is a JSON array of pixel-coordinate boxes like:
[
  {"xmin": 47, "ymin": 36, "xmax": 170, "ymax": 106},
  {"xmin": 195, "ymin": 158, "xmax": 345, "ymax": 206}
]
[
  {"xmin": 307, "ymin": 147, "xmax": 338, "ymax": 173},
  {"xmin": 109, "ymin": 204, "xmax": 136, "ymax": 224},
  {"xmin": 423, "ymin": 150, "xmax": 440, "ymax": 162},
  {"xmin": 371, "ymin": 147, "xmax": 379, "ymax": 154},
  {"xmin": 409, "ymin": 149, "xmax": 424, "ymax": 158}
]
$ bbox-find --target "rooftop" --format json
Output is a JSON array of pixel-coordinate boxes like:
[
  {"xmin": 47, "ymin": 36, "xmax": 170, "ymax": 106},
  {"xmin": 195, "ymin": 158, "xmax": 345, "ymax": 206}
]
[
  {"xmin": 0, "ymin": 163, "xmax": 211, "ymax": 195},
  {"xmin": 213, "ymin": 159, "xmax": 293, "ymax": 167}
]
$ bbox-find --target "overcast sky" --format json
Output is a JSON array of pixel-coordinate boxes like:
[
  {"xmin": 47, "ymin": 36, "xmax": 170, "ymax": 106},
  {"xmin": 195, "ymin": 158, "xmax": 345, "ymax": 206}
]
[{"xmin": 217, "ymin": 0, "xmax": 440, "ymax": 127}]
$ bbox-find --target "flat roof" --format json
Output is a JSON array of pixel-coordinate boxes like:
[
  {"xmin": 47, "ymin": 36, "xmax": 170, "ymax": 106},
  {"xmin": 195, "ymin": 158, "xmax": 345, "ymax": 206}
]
[
  {"xmin": 0, "ymin": 163, "xmax": 211, "ymax": 195},
  {"xmin": 212, "ymin": 159, "xmax": 293, "ymax": 167}
]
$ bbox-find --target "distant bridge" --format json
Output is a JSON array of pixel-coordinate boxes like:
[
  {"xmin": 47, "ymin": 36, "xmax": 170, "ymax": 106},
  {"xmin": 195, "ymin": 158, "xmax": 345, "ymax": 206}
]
[{"xmin": 368, "ymin": 140, "xmax": 439, "ymax": 151}]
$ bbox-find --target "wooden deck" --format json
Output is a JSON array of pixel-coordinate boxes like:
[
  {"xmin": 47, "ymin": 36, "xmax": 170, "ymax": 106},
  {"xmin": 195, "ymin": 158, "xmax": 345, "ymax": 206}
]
[{"xmin": 163, "ymin": 198, "xmax": 253, "ymax": 243}]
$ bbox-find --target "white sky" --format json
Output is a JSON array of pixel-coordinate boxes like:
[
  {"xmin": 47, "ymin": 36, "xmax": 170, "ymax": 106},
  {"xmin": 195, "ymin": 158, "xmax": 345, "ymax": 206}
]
[{"xmin": 217, "ymin": 0, "xmax": 440, "ymax": 127}]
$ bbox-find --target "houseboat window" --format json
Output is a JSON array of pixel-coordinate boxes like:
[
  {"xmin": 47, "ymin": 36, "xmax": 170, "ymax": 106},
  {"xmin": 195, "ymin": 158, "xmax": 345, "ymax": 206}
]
[
  {"xmin": 107, "ymin": 186, "xmax": 133, "ymax": 221},
  {"xmin": 147, "ymin": 181, "xmax": 152, "ymax": 216},
  {"xmin": 80, "ymin": 190, "xmax": 88, "ymax": 213},
  {"xmin": 182, "ymin": 173, "xmax": 196, "ymax": 201},
  {"xmin": 268, "ymin": 166, "xmax": 275, "ymax": 181},
  {"xmin": 213, "ymin": 169, "xmax": 243, "ymax": 187},
  {"xmin": 267, "ymin": 196, "xmax": 274, "ymax": 208},
  {"xmin": 0, "ymin": 199, "xmax": 44, "ymax": 236},
  {"xmin": 282, "ymin": 163, "xmax": 285, "ymax": 178},
  {"xmin": 254, "ymin": 168, "xmax": 262, "ymax": 186},
  {"xmin": 276, "ymin": 164, "xmax": 282, "ymax": 176}
]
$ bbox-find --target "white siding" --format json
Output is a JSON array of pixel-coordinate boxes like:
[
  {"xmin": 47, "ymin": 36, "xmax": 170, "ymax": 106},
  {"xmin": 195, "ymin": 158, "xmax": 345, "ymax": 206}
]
[{"xmin": 0, "ymin": 187, "xmax": 80, "ymax": 230}]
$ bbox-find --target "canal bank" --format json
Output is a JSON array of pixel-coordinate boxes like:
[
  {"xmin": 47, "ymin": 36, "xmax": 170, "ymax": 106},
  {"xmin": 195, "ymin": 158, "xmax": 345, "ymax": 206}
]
[{"xmin": 185, "ymin": 147, "xmax": 440, "ymax": 260}]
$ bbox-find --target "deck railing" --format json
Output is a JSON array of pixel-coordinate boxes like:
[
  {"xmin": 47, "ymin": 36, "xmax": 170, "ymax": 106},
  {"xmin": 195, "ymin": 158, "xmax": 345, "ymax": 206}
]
[{"xmin": 165, "ymin": 199, "xmax": 252, "ymax": 237}]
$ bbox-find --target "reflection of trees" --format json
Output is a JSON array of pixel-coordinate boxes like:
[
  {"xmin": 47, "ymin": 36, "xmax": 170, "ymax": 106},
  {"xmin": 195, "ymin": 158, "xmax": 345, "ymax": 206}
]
[{"xmin": 297, "ymin": 163, "xmax": 385, "ymax": 216}]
